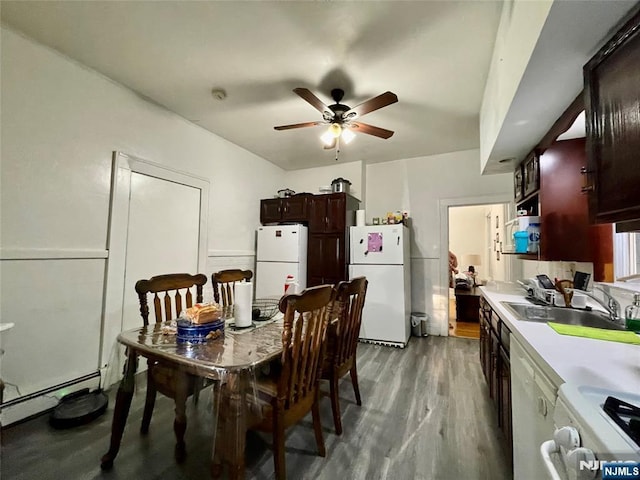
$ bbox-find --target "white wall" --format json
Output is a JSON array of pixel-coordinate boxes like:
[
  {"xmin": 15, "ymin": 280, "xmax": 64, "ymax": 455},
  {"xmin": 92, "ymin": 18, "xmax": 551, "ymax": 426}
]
[
  {"xmin": 0, "ymin": 27, "xmax": 282, "ymax": 417},
  {"xmin": 480, "ymin": 0, "xmax": 553, "ymax": 169},
  {"xmin": 283, "ymin": 161, "xmax": 364, "ymax": 201},
  {"xmin": 366, "ymin": 149, "xmax": 512, "ymax": 335}
]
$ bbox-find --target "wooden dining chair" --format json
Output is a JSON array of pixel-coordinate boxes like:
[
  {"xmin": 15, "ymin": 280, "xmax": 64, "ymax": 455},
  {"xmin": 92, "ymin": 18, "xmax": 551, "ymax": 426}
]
[
  {"xmin": 321, "ymin": 276, "xmax": 368, "ymax": 435},
  {"xmin": 211, "ymin": 269, "xmax": 253, "ymax": 307},
  {"xmin": 245, "ymin": 284, "xmax": 334, "ymax": 480},
  {"xmin": 134, "ymin": 272, "xmax": 208, "ymax": 461}
]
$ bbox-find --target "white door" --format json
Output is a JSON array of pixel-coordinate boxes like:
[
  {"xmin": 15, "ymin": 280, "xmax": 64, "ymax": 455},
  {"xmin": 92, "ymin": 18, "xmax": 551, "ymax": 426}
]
[
  {"xmin": 350, "ymin": 225, "xmax": 406, "ymax": 265},
  {"xmin": 256, "ymin": 225, "xmax": 305, "ymax": 262},
  {"xmin": 121, "ymin": 172, "xmax": 201, "ymax": 332}
]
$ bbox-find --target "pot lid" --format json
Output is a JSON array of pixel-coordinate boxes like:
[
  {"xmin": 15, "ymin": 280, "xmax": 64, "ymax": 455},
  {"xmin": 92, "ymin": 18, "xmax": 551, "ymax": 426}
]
[{"xmin": 331, "ymin": 177, "xmax": 351, "ymax": 185}]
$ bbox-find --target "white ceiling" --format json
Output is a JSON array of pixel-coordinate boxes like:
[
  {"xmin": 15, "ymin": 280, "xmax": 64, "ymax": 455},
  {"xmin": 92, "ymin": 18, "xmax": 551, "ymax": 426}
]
[
  {"xmin": 2, "ymin": 1, "xmax": 636, "ymax": 173},
  {"xmin": 0, "ymin": 1, "xmax": 502, "ymax": 170}
]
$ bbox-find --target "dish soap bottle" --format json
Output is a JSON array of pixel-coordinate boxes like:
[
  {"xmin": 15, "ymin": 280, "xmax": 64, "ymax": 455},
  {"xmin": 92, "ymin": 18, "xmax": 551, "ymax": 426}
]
[{"xmin": 625, "ymin": 293, "xmax": 640, "ymax": 332}]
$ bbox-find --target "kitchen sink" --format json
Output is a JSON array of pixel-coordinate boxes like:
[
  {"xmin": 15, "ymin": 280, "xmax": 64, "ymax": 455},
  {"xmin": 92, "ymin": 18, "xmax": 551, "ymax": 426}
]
[{"xmin": 501, "ymin": 302, "xmax": 626, "ymax": 330}]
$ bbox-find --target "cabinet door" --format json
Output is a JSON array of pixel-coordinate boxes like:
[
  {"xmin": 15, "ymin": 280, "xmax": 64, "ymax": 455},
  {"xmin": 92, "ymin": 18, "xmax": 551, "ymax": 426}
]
[
  {"xmin": 538, "ymin": 138, "xmax": 614, "ymax": 268},
  {"xmin": 479, "ymin": 298, "xmax": 489, "ymax": 381},
  {"xmin": 498, "ymin": 346, "xmax": 513, "ymax": 465},
  {"xmin": 514, "ymin": 164, "xmax": 524, "ymax": 202},
  {"xmin": 307, "ymin": 234, "xmax": 345, "ymax": 287},
  {"xmin": 523, "ymin": 153, "xmax": 540, "ymax": 197},
  {"xmin": 281, "ymin": 195, "xmax": 308, "ymax": 222},
  {"xmin": 260, "ymin": 199, "xmax": 281, "ymax": 224},
  {"xmin": 325, "ymin": 194, "xmax": 346, "ymax": 233},
  {"xmin": 308, "ymin": 196, "xmax": 328, "ymax": 233},
  {"xmin": 584, "ymin": 10, "xmax": 640, "ymax": 224}
]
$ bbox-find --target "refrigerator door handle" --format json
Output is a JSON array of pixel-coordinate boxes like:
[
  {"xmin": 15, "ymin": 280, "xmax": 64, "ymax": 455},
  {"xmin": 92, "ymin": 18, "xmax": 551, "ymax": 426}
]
[{"xmin": 397, "ymin": 236, "xmax": 400, "ymax": 246}]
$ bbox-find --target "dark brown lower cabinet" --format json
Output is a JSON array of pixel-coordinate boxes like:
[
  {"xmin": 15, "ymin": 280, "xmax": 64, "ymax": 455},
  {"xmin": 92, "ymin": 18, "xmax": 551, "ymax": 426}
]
[
  {"xmin": 307, "ymin": 234, "xmax": 346, "ymax": 286},
  {"xmin": 479, "ymin": 296, "xmax": 512, "ymax": 466}
]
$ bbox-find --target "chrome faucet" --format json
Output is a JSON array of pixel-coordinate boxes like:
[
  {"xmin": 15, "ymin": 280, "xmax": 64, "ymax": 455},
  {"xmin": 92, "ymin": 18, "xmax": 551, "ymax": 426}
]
[{"xmin": 581, "ymin": 285, "xmax": 622, "ymax": 324}]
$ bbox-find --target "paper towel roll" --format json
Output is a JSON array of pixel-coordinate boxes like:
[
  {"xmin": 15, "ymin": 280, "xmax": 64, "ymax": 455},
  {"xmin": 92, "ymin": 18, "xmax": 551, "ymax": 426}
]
[
  {"xmin": 356, "ymin": 209, "xmax": 365, "ymax": 226},
  {"xmin": 234, "ymin": 282, "xmax": 253, "ymax": 328}
]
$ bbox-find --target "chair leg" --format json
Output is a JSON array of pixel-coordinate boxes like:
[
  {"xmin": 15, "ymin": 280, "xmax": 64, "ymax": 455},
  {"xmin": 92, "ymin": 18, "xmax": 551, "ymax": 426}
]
[
  {"xmin": 312, "ymin": 395, "xmax": 326, "ymax": 457},
  {"xmin": 173, "ymin": 373, "xmax": 190, "ymax": 463},
  {"xmin": 350, "ymin": 361, "xmax": 362, "ymax": 406},
  {"xmin": 329, "ymin": 375, "xmax": 343, "ymax": 436},
  {"xmin": 141, "ymin": 367, "xmax": 157, "ymax": 434},
  {"xmin": 273, "ymin": 410, "xmax": 287, "ymax": 480}
]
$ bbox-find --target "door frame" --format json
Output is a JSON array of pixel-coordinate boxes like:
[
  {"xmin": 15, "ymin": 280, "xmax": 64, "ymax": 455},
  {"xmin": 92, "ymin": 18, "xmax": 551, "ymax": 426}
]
[
  {"xmin": 439, "ymin": 193, "xmax": 513, "ymax": 337},
  {"xmin": 100, "ymin": 152, "xmax": 209, "ymax": 369}
]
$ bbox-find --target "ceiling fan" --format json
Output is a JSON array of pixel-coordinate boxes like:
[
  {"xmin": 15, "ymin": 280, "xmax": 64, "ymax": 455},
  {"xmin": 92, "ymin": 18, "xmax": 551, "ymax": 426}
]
[{"xmin": 274, "ymin": 88, "xmax": 398, "ymax": 149}]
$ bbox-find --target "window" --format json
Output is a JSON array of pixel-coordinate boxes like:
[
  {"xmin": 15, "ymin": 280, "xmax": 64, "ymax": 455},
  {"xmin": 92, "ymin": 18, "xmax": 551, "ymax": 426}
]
[{"xmin": 614, "ymin": 231, "xmax": 640, "ymax": 280}]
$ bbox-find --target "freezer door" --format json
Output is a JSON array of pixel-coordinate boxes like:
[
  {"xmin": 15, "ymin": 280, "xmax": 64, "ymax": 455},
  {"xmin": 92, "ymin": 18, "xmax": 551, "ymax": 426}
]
[
  {"xmin": 256, "ymin": 262, "xmax": 297, "ymax": 298},
  {"xmin": 350, "ymin": 225, "xmax": 406, "ymax": 265},
  {"xmin": 257, "ymin": 225, "xmax": 307, "ymax": 262},
  {"xmin": 350, "ymin": 263, "xmax": 409, "ymax": 345}
]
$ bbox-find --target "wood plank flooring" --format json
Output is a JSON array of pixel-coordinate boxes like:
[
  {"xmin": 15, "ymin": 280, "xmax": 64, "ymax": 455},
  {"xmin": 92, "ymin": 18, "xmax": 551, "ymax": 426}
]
[
  {"xmin": 449, "ymin": 298, "xmax": 481, "ymax": 339},
  {"xmin": 1, "ymin": 337, "xmax": 511, "ymax": 480}
]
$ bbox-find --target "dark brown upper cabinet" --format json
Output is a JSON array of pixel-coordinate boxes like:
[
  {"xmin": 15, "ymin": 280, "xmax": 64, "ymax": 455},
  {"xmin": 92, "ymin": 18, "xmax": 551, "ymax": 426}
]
[
  {"xmin": 522, "ymin": 152, "xmax": 540, "ymax": 198},
  {"xmin": 259, "ymin": 195, "xmax": 310, "ymax": 224},
  {"xmin": 514, "ymin": 163, "xmax": 524, "ymax": 202},
  {"xmin": 308, "ymin": 193, "xmax": 352, "ymax": 234},
  {"xmin": 584, "ymin": 7, "xmax": 640, "ymax": 224}
]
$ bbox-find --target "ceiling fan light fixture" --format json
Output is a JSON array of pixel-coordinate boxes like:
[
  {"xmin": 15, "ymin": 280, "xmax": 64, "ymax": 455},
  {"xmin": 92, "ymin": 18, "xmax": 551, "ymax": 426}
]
[
  {"xmin": 328, "ymin": 123, "xmax": 342, "ymax": 137},
  {"xmin": 341, "ymin": 128, "xmax": 355, "ymax": 144},
  {"xmin": 320, "ymin": 130, "xmax": 335, "ymax": 146}
]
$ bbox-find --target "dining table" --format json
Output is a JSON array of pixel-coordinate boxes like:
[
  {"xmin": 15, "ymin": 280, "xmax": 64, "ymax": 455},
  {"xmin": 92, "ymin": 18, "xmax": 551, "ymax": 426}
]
[{"xmin": 100, "ymin": 312, "xmax": 285, "ymax": 479}]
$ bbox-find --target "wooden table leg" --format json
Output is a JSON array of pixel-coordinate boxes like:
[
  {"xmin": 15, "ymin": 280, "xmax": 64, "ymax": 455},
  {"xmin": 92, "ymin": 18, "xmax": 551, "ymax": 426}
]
[
  {"xmin": 101, "ymin": 349, "xmax": 137, "ymax": 470},
  {"xmin": 226, "ymin": 372, "xmax": 246, "ymax": 480},
  {"xmin": 210, "ymin": 380, "xmax": 224, "ymax": 478}
]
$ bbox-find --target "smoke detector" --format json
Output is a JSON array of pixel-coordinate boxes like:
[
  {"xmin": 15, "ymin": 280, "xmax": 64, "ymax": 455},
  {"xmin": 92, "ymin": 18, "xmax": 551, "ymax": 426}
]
[{"xmin": 211, "ymin": 88, "xmax": 227, "ymax": 101}]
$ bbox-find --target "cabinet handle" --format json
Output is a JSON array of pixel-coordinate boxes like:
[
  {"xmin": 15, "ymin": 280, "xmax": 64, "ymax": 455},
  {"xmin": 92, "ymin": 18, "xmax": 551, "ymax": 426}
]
[{"xmin": 580, "ymin": 166, "xmax": 594, "ymax": 193}]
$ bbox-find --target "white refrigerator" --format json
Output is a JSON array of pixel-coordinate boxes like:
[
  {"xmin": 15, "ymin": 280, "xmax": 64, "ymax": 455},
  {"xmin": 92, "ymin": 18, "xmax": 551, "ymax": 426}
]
[
  {"xmin": 349, "ymin": 224, "xmax": 411, "ymax": 347},
  {"xmin": 256, "ymin": 225, "xmax": 308, "ymax": 298}
]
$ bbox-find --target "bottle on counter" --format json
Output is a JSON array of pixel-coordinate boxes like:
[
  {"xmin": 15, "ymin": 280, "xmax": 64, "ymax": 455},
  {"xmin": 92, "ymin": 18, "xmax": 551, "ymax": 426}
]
[{"xmin": 624, "ymin": 292, "xmax": 640, "ymax": 332}]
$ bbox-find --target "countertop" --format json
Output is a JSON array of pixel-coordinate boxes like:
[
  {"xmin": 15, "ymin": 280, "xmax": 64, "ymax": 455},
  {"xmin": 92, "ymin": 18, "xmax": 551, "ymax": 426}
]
[{"xmin": 479, "ymin": 282, "xmax": 640, "ymax": 392}]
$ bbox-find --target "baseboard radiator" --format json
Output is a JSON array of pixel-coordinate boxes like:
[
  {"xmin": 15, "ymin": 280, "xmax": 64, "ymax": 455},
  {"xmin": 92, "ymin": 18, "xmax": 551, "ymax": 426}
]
[{"xmin": 1, "ymin": 372, "xmax": 100, "ymax": 427}]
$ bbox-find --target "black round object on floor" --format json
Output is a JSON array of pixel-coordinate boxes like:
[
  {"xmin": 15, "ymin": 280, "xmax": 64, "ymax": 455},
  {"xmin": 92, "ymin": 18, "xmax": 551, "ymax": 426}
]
[{"xmin": 49, "ymin": 388, "xmax": 108, "ymax": 429}]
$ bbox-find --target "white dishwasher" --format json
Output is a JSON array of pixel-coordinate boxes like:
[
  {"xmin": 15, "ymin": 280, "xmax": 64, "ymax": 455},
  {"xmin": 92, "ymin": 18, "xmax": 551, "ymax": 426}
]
[{"xmin": 511, "ymin": 335, "xmax": 560, "ymax": 479}]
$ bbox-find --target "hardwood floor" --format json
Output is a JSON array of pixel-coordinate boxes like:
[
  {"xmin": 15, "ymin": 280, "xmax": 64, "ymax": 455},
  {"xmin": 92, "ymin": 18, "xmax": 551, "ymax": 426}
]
[
  {"xmin": 449, "ymin": 298, "xmax": 481, "ymax": 339},
  {"xmin": 1, "ymin": 337, "xmax": 511, "ymax": 480}
]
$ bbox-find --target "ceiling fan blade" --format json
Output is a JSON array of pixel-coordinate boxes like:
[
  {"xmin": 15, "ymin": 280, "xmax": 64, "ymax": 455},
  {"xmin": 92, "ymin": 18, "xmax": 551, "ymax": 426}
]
[
  {"xmin": 274, "ymin": 121, "xmax": 324, "ymax": 131},
  {"xmin": 343, "ymin": 91, "xmax": 398, "ymax": 120},
  {"xmin": 350, "ymin": 122, "xmax": 394, "ymax": 139},
  {"xmin": 323, "ymin": 137, "xmax": 337, "ymax": 149},
  {"xmin": 293, "ymin": 88, "xmax": 335, "ymax": 119}
]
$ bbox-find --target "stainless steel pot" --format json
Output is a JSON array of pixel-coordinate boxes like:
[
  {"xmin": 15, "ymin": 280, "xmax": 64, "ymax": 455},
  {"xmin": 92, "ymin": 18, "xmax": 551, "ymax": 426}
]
[{"xmin": 331, "ymin": 177, "xmax": 351, "ymax": 193}]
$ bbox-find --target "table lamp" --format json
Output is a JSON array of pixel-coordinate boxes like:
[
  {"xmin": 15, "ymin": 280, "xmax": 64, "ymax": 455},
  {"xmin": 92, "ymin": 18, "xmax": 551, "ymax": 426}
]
[{"xmin": 462, "ymin": 254, "xmax": 482, "ymax": 286}]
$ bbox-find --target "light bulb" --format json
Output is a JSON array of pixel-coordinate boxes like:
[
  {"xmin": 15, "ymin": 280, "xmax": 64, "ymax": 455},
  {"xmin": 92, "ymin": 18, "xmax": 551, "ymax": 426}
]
[
  {"xmin": 321, "ymin": 130, "xmax": 335, "ymax": 146},
  {"xmin": 329, "ymin": 123, "xmax": 342, "ymax": 137},
  {"xmin": 341, "ymin": 128, "xmax": 355, "ymax": 144}
]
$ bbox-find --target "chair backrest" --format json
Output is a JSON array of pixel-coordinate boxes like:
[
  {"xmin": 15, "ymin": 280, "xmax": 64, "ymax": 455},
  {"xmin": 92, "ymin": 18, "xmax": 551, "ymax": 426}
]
[
  {"xmin": 135, "ymin": 273, "xmax": 208, "ymax": 326},
  {"xmin": 211, "ymin": 269, "xmax": 253, "ymax": 307},
  {"xmin": 277, "ymin": 285, "xmax": 335, "ymax": 409},
  {"xmin": 332, "ymin": 277, "xmax": 368, "ymax": 368}
]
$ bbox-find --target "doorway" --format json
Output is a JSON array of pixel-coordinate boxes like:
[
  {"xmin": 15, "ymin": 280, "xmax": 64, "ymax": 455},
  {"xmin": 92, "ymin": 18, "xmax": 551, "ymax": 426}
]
[{"xmin": 448, "ymin": 203, "xmax": 508, "ymax": 339}]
